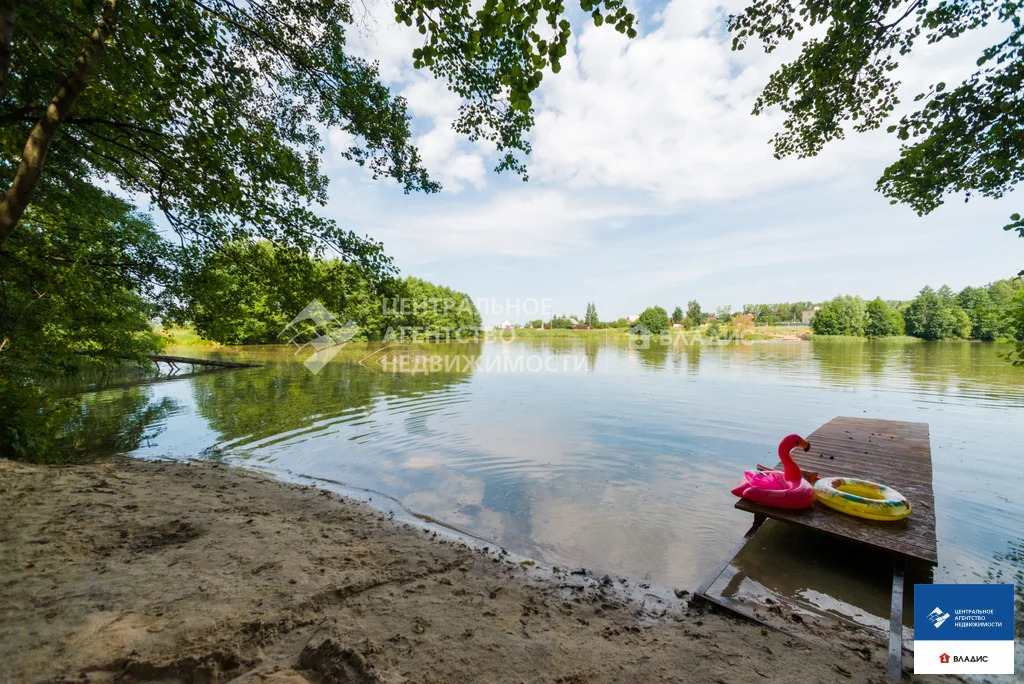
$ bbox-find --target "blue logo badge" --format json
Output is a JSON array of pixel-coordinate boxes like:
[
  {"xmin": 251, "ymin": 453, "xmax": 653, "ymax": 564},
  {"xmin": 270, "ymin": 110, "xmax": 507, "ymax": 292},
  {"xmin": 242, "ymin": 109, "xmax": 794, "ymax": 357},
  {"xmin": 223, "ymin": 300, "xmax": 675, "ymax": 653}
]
[{"xmin": 914, "ymin": 584, "xmax": 1014, "ymax": 641}]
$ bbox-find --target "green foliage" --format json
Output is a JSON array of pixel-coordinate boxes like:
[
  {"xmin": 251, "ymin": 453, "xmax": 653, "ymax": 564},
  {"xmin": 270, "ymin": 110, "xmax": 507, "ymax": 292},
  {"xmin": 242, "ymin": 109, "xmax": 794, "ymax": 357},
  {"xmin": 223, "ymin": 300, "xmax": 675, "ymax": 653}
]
[
  {"xmin": 585, "ymin": 302, "xmax": 599, "ymax": 328},
  {"xmin": 730, "ymin": 1, "xmax": 1023, "ymax": 219},
  {"xmin": 742, "ymin": 301, "xmax": 813, "ymax": 324},
  {"xmin": 394, "ymin": 0, "xmax": 638, "ymax": 176},
  {"xmin": 957, "ymin": 279, "xmax": 1024, "ymax": 340},
  {"xmin": 671, "ymin": 305, "xmax": 683, "ymax": 324},
  {"xmin": 635, "ymin": 306, "xmax": 669, "ymax": 334},
  {"xmin": 1001, "ymin": 290, "xmax": 1024, "ymax": 365},
  {"xmin": 685, "ymin": 300, "xmax": 706, "ymax": 328},
  {"xmin": 549, "ymin": 314, "xmax": 576, "ymax": 329},
  {"xmin": 170, "ymin": 240, "xmax": 479, "ymax": 344},
  {"xmin": 811, "ymin": 296, "xmax": 867, "ymax": 336},
  {"xmin": 0, "ymin": 187, "xmax": 172, "ymax": 459},
  {"xmin": 903, "ymin": 286, "xmax": 972, "ymax": 340},
  {"xmin": 865, "ymin": 297, "xmax": 905, "ymax": 338},
  {"xmin": 393, "ymin": 277, "xmax": 483, "ymax": 340},
  {"xmin": 1, "ymin": 1, "xmax": 439, "ymax": 267},
  {"xmin": 804, "ymin": 281, "xmax": 1021, "ymax": 341}
]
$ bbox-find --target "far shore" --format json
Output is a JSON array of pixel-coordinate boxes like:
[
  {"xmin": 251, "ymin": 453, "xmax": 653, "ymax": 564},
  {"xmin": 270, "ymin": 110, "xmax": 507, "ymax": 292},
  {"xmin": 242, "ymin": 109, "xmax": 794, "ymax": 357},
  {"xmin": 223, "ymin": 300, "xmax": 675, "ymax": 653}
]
[{"xmin": 0, "ymin": 458, "xmax": 923, "ymax": 683}]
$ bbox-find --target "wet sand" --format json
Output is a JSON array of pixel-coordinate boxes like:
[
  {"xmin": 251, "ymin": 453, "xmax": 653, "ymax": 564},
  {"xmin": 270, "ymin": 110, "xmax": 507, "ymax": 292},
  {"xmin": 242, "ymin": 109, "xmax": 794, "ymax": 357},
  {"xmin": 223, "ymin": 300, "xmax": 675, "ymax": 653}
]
[{"xmin": 0, "ymin": 458, "xmax": 917, "ymax": 682}]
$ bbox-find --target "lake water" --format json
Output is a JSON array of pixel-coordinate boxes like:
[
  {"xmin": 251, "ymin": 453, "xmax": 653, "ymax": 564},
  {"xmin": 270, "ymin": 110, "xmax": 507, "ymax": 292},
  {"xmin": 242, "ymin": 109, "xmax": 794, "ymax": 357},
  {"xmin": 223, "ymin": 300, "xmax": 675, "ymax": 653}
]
[{"xmin": 86, "ymin": 337, "xmax": 1023, "ymax": 640}]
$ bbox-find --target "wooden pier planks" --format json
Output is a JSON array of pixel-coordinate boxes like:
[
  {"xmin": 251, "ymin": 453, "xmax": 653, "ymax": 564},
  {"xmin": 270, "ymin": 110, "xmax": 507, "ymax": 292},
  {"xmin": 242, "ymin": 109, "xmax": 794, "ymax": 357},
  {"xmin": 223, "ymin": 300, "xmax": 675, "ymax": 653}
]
[{"xmin": 735, "ymin": 416, "xmax": 937, "ymax": 565}]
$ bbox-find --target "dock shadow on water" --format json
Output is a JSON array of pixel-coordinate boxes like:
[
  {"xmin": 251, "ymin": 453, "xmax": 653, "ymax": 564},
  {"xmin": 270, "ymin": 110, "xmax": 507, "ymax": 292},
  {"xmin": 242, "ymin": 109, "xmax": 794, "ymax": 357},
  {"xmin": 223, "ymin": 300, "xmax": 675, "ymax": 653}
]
[{"xmin": 64, "ymin": 337, "xmax": 1024, "ymax": 658}]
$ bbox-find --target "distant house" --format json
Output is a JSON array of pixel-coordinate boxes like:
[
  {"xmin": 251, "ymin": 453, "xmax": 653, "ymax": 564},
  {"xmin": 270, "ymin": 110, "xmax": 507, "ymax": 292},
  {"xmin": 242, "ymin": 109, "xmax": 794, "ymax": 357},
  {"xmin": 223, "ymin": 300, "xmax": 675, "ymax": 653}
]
[
  {"xmin": 572, "ymin": 324, "xmax": 591, "ymax": 330},
  {"xmin": 499, "ymin": 319, "xmax": 513, "ymax": 330},
  {"xmin": 626, "ymin": 314, "xmax": 640, "ymax": 324},
  {"xmin": 801, "ymin": 307, "xmax": 820, "ymax": 325}
]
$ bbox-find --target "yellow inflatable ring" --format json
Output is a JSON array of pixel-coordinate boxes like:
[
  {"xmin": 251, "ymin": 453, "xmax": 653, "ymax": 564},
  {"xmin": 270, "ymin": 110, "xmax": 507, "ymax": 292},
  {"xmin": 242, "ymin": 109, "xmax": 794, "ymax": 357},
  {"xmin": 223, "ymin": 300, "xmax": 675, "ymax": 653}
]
[{"xmin": 813, "ymin": 477, "xmax": 911, "ymax": 521}]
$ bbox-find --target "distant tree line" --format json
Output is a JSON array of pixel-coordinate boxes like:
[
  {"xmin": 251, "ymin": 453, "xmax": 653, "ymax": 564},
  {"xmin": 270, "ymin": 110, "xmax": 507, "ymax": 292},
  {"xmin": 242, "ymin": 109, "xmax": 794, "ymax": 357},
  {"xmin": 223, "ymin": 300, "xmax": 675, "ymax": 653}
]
[
  {"xmin": 171, "ymin": 241, "xmax": 481, "ymax": 344},
  {"xmin": 527, "ymin": 279, "xmax": 1023, "ymax": 350},
  {"xmin": 742, "ymin": 302, "xmax": 815, "ymax": 324},
  {"xmin": 810, "ymin": 280, "xmax": 1024, "ymax": 341}
]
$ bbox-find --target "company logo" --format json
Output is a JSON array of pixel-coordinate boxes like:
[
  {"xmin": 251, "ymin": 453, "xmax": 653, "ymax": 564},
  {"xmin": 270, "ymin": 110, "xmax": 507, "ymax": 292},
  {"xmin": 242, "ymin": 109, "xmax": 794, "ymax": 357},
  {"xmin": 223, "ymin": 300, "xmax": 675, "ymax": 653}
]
[
  {"xmin": 928, "ymin": 606, "xmax": 950, "ymax": 628},
  {"xmin": 279, "ymin": 299, "xmax": 359, "ymax": 375},
  {"xmin": 627, "ymin": 324, "xmax": 651, "ymax": 349},
  {"xmin": 914, "ymin": 584, "xmax": 1014, "ymax": 675},
  {"xmin": 938, "ymin": 653, "xmax": 990, "ymax": 664}
]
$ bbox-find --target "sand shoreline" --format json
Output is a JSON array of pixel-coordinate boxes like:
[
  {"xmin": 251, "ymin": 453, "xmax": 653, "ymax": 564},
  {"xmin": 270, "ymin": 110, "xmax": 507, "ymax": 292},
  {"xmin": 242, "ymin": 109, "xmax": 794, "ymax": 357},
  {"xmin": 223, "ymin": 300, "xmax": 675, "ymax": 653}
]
[{"xmin": 1, "ymin": 458, "xmax": 917, "ymax": 682}]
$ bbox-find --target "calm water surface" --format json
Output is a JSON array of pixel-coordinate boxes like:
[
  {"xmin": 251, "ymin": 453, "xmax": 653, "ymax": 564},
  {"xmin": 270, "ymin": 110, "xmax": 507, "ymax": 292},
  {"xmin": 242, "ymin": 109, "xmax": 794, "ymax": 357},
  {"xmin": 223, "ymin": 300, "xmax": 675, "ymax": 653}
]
[{"xmin": 85, "ymin": 338, "xmax": 1023, "ymax": 638}]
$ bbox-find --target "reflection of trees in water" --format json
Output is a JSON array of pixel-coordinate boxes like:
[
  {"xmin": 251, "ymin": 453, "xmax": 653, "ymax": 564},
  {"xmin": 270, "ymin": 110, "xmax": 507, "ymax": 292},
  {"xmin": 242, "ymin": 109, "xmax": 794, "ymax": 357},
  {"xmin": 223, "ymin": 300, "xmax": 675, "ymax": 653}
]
[
  {"xmin": 809, "ymin": 339, "xmax": 868, "ymax": 384},
  {"xmin": 685, "ymin": 343, "xmax": 701, "ymax": 374},
  {"xmin": 634, "ymin": 341, "xmax": 670, "ymax": 370},
  {"xmin": 987, "ymin": 536, "xmax": 1024, "ymax": 638},
  {"xmin": 808, "ymin": 339, "xmax": 1024, "ymax": 394},
  {"xmin": 190, "ymin": 344, "xmax": 481, "ymax": 444},
  {"xmin": 60, "ymin": 387, "xmax": 177, "ymax": 460},
  {"xmin": 583, "ymin": 340, "xmax": 600, "ymax": 373}
]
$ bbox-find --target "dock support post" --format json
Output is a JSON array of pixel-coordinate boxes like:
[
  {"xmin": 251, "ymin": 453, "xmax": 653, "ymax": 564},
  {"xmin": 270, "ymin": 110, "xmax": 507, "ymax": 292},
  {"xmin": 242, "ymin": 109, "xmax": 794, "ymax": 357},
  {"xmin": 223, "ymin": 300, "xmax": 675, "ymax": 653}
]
[
  {"xmin": 887, "ymin": 558, "xmax": 905, "ymax": 680},
  {"xmin": 693, "ymin": 514, "xmax": 766, "ymax": 605}
]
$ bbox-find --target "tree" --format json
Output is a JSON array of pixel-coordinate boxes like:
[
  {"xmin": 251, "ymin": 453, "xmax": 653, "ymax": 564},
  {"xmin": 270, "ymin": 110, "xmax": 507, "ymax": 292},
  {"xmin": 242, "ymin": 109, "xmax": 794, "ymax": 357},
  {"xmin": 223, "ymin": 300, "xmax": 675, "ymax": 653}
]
[
  {"xmin": 635, "ymin": 306, "xmax": 669, "ymax": 334},
  {"xmin": 0, "ymin": 1, "xmax": 434, "ymax": 268},
  {"xmin": 585, "ymin": 302, "xmax": 599, "ymax": 328},
  {"xmin": 865, "ymin": 297, "xmax": 904, "ymax": 338},
  {"xmin": 672, "ymin": 305, "xmax": 684, "ymax": 324},
  {"xmin": 741, "ymin": 301, "xmax": 813, "ymax": 323},
  {"xmin": 0, "ymin": 186, "xmax": 173, "ymax": 459},
  {"xmin": 731, "ymin": 2, "xmax": 1024, "ymax": 236},
  {"xmin": 810, "ymin": 296, "xmax": 867, "ymax": 336},
  {"xmin": 549, "ymin": 314, "xmax": 575, "ymax": 329},
  {"xmin": 959, "ymin": 279, "xmax": 1024, "ymax": 340},
  {"xmin": 0, "ymin": 0, "xmax": 639, "ymax": 251},
  {"xmin": 1003, "ymin": 290, "xmax": 1024, "ymax": 366},
  {"xmin": 903, "ymin": 286, "xmax": 972, "ymax": 340},
  {"xmin": 685, "ymin": 300, "xmax": 706, "ymax": 328},
  {"xmin": 729, "ymin": 312, "xmax": 755, "ymax": 339},
  {"xmin": 170, "ymin": 240, "xmax": 480, "ymax": 343},
  {"xmin": 957, "ymin": 286, "xmax": 995, "ymax": 340},
  {"xmin": 398, "ymin": 277, "xmax": 482, "ymax": 339}
]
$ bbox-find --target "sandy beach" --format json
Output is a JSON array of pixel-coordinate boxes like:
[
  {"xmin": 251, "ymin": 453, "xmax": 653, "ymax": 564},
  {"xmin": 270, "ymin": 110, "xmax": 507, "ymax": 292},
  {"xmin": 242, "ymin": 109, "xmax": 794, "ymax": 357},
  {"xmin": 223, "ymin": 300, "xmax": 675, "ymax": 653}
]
[{"xmin": 0, "ymin": 458, "xmax": 911, "ymax": 682}]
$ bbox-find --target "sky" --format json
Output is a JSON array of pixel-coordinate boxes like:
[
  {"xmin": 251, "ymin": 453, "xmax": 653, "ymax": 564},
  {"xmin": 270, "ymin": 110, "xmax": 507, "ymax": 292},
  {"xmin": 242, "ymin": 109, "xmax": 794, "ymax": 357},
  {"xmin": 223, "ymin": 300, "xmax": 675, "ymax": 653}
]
[{"xmin": 320, "ymin": 1, "xmax": 1019, "ymax": 325}]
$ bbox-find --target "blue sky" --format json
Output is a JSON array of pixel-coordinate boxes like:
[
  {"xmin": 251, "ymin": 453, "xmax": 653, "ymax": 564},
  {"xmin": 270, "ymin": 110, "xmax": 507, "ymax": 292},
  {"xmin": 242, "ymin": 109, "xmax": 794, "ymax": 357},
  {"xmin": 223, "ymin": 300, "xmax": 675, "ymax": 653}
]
[{"xmin": 323, "ymin": 1, "xmax": 1019, "ymax": 325}]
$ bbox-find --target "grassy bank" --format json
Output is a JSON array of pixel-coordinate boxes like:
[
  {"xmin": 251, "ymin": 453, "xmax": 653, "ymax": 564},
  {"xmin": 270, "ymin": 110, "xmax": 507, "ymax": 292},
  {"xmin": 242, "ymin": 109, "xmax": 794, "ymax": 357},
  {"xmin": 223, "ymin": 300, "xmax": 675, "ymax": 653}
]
[
  {"xmin": 154, "ymin": 326, "xmax": 219, "ymax": 348},
  {"xmin": 811, "ymin": 335, "xmax": 922, "ymax": 343},
  {"xmin": 506, "ymin": 325, "xmax": 813, "ymax": 341}
]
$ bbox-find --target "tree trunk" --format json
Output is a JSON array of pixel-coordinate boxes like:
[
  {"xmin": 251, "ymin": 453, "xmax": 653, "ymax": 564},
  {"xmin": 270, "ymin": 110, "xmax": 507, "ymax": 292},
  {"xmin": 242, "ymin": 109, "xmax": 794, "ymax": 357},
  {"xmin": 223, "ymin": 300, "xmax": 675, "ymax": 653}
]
[
  {"xmin": 0, "ymin": 0, "xmax": 15, "ymax": 99},
  {"xmin": 0, "ymin": 0, "xmax": 118, "ymax": 246}
]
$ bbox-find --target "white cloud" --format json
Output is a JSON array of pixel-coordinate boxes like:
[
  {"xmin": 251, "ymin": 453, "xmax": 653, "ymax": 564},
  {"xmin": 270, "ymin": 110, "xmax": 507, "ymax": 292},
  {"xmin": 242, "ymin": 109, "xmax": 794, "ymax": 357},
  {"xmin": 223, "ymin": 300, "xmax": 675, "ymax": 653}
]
[
  {"xmin": 335, "ymin": 188, "xmax": 660, "ymax": 264},
  {"xmin": 529, "ymin": 3, "xmax": 856, "ymax": 202},
  {"xmin": 322, "ymin": 0, "xmax": 1020, "ymax": 309},
  {"xmin": 413, "ymin": 125, "xmax": 486, "ymax": 192}
]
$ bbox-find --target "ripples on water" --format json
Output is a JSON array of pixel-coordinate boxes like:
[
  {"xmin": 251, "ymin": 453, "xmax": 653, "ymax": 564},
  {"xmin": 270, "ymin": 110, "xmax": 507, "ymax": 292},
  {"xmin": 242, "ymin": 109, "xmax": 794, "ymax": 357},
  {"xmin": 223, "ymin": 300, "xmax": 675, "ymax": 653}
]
[{"xmin": 78, "ymin": 338, "xmax": 1024, "ymax": 641}]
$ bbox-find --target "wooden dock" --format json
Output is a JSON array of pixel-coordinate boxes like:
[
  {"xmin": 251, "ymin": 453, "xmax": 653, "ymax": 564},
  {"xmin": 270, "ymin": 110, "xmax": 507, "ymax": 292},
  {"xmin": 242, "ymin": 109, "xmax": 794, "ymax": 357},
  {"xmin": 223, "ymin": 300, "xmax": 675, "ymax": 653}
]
[{"xmin": 694, "ymin": 417, "xmax": 936, "ymax": 680}]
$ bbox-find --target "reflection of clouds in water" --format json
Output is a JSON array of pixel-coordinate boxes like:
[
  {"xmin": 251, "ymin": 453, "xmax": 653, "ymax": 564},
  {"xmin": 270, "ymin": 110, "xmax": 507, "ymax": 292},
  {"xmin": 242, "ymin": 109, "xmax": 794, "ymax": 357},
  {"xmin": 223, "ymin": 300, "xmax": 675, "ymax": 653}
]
[
  {"xmin": 521, "ymin": 455, "xmax": 751, "ymax": 585},
  {"xmin": 124, "ymin": 341, "xmax": 1024, "ymax": 632},
  {"xmin": 400, "ymin": 468, "xmax": 512, "ymax": 542}
]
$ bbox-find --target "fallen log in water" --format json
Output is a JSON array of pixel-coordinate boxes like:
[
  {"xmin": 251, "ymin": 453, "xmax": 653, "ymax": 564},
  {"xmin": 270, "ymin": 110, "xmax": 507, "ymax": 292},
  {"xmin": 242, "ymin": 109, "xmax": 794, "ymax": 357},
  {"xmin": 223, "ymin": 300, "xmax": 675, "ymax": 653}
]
[{"xmin": 147, "ymin": 352, "xmax": 260, "ymax": 368}]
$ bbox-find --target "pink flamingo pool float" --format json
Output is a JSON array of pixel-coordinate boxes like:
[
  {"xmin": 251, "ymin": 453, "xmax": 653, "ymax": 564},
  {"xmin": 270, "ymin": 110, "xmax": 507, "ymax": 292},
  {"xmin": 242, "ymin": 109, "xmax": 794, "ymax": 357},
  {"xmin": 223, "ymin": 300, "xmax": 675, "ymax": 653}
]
[{"xmin": 731, "ymin": 434, "xmax": 816, "ymax": 510}]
